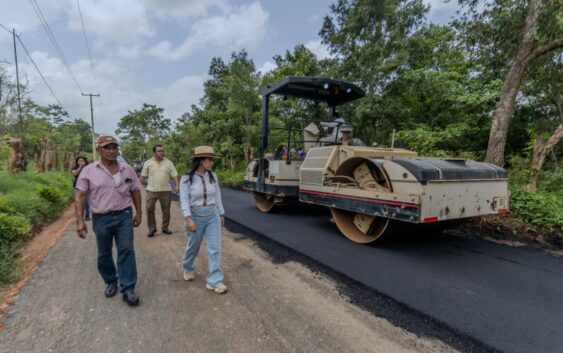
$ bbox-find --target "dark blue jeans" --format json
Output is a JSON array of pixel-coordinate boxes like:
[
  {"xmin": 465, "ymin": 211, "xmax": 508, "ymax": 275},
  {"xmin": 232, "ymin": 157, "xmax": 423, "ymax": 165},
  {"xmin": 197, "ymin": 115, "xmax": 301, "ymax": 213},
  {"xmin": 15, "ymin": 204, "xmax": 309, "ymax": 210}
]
[{"xmin": 92, "ymin": 207, "xmax": 137, "ymax": 292}]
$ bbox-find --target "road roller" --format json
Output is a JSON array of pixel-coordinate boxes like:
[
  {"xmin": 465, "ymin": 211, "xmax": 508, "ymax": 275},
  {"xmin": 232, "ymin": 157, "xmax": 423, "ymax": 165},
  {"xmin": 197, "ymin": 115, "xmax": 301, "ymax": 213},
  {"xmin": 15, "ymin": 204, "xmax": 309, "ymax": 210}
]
[{"xmin": 244, "ymin": 76, "xmax": 509, "ymax": 244}]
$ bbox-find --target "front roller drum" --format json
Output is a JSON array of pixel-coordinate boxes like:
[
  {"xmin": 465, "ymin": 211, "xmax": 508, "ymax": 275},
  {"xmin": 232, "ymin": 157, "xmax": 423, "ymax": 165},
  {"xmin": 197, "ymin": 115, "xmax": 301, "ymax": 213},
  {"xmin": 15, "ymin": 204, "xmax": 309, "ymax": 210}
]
[
  {"xmin": 330, "ymin": 208, "xmax": 390, "ymax": 244},
  {"xmin": 328, "ymin": 157, "xmax": 393, "ymax": 243}
]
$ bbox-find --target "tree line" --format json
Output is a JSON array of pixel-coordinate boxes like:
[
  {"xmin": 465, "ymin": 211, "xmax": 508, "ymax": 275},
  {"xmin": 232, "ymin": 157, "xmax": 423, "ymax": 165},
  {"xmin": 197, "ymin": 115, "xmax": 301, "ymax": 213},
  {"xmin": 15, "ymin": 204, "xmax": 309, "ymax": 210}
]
[
  {"xmin": 117, "ymin": 0, "xmax": 561, "ymax": 182},
  {"xmin": 0, "ymin": 0, "xmax": 561, "ymax": 182}
]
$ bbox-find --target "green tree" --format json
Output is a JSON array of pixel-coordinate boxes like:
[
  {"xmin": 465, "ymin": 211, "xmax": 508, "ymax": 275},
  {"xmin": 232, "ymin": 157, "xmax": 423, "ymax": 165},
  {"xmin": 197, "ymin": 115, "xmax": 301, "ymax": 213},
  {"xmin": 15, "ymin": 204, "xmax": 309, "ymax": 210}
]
[
  {"xmin": 223, "ymin": 50, "xmax": 261, "ymax": 162},
  {"xmin": 455, "ymin": 0, "xmax": 563, "ymax": 165},
  {"xmin": 0, "ymin": 65, "xmax": 20, "ymax": 137},
  {"xmin": 320, "ymin": 0, "xmax": 429, "ymax": 93},
  {"xmin": 264, "ymin": 44, "xmax": 322, "ymax": 82},
  {"xmin": 319, "ymin": 2, "xmax": 495, "ymax": 151},
  {"xmin": 174, "ymin": 51, "xmax": 261, "ymax": 169},
  {"xmin": 116, "ymin": 103, "xmax": 171, "ymax": 160}
]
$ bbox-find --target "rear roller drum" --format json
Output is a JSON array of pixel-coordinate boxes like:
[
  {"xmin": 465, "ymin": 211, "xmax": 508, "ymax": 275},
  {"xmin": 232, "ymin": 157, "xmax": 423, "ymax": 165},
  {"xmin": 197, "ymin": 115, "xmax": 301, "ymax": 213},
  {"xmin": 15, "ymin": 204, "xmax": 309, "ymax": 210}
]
[
  {"xmin": 253, "ymin": 192, "xmax": 275, "ymax": 213},
  {"xmin": 330, "ymin": 208, "xmax": 390, "ymax": 244}
]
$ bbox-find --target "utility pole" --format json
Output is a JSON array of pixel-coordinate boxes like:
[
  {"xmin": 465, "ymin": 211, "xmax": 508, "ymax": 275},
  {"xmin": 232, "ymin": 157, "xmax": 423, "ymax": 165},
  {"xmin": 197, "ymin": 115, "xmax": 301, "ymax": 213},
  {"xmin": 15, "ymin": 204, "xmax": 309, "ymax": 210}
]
[
  {"xmin": 82, "ymin": 92, "xmax": 100, "ymax": 160},
  {"xmin": 13, "ymin": 29, "xmax": 24, "ymax": 140}
]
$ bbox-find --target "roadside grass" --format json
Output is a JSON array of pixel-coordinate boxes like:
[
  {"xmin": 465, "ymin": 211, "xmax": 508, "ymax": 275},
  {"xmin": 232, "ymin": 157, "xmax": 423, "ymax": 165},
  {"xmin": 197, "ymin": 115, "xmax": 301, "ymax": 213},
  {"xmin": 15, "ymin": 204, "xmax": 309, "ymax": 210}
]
[{"xmin": 0, "ymin": 169, "xmax": 73, "ymax": 289}]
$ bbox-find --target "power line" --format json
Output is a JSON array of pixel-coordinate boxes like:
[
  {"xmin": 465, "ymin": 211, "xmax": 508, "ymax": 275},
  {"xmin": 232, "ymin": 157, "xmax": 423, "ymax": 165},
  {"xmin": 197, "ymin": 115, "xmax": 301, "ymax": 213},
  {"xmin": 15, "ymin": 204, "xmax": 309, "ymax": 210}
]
[
  {"xmin": 16, "ymin": 34, "xmax": 65, "ymax": 108},
  {"xmin": 0, "ymin": 23, "xmax": 12, "ymax": 34},
  {"xmin": 27, "ymin": 0, "xmax": 83, "ymax": 93},
  {"xmin": 1, "ymin": 24, "xmax": 69, "ymax": 113},
  {"xmin": 77, "ymin": 0, "xmax": 100, "ymax": 95}
]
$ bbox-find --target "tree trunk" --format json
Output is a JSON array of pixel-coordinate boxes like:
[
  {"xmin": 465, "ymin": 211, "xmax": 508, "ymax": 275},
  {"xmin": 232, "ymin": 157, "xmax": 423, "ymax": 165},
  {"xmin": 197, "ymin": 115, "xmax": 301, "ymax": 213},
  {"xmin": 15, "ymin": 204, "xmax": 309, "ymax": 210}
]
[
  {"xmin": 527, "ymin": 123, "xmax": 563, "ymax": 190},
  {"xmin": 244, "ymin": 144, "xmax": 252, "ymax": 163},
  {"xmin": 64, "ymin": 151, "xmax": 80, "ymax": 170},
  {"xmin": 230, "ymin": 156, "xmax": 236, "ymax": 171},
  {"xmin": 37, "ymin": 137, "xmax": 57, "ymax": 172},
  {"xmin": 484, "ymin": 0, "xmax": 563, "ymax": 166},
  {"xmin": 8, "ymin": 137, "xmax": 26, "ymax": 173},
  {"xmin": 485, "ymin": 1, "xmax": 538, "ymax": 166},
  {"xmin": 244, "ymin": 111, "xmax": 253, "ymax": 164}
]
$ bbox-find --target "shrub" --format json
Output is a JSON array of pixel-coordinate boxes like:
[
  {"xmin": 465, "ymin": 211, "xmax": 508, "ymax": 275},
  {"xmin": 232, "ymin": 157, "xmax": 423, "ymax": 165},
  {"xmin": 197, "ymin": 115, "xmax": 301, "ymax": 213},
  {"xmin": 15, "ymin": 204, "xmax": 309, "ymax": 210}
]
[
  {"xmin": 0, "ymin": 169, "xmax": 73, "ymax": 287},
  {"xmin": 0, "ymin": 212, "xmax": 31, "ymax": 244},
  {"xmin": 37, "ymin": 185, "xmax": 68, "ymax": 208},
  {"xmin": 0, "ymin": 211, "xmax": 32, "ymax": 287},
  {"xmin": 215, "ymin": 168, "xmax": 246, "ymax": 188},
  {"xmin": 538, "ymin": 168, "xmax": 563, "ymax": 195},
  {"xmin": 509, "ymin": 185, "xmax": 563, "ymax": 231}
]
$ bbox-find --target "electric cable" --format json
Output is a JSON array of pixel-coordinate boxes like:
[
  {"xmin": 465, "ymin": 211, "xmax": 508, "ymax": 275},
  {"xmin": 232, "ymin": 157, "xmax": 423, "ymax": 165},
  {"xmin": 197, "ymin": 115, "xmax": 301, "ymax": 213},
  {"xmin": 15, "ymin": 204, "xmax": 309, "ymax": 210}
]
[
  {"xmin": 16, "ymin": 34, "xmax": 65, "ymax": 109},
  {"xmin": 27, "ymin": 0, "xmax": 83, "ymax": 92},
  {"xmin": 76, "ymin": 0, "xmax": 103, "ymax": 114}
]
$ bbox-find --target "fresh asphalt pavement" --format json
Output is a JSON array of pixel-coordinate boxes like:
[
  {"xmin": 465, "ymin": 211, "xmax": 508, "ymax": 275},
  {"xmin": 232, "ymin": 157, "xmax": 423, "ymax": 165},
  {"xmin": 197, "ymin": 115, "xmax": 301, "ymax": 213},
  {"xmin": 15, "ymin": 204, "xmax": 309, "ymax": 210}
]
[{"xmin": 219, "ymin": 188, "xmax": 563, "ymax": 353}]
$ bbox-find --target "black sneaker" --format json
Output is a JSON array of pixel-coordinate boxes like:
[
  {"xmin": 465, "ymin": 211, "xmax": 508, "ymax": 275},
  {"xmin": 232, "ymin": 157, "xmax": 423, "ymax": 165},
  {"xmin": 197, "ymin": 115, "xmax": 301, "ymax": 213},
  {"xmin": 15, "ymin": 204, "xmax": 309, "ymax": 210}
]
[
  {"xmin": 162, "ymin": 228, "xmax": 172, "ymax": 235},
  {"xmin": 147, "ymin": 230, "xmax": 156, "ymax": 238}
]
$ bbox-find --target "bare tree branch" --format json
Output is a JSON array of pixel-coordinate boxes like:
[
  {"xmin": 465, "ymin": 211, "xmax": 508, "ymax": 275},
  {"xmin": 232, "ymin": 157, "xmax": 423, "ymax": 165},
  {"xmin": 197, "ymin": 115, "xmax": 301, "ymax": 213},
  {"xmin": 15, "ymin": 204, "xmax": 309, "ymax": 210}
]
[{"xmin": 528, "ymin": 37, "xmax": 563, "ymax": 61}]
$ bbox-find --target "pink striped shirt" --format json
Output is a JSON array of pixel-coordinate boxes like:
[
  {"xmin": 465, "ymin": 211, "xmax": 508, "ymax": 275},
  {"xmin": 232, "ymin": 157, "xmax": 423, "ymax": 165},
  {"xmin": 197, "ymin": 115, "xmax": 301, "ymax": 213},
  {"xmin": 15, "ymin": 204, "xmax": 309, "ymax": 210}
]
[{"xmin": 75, "ymin": 160, "xmax": 142, "ymax": 214}]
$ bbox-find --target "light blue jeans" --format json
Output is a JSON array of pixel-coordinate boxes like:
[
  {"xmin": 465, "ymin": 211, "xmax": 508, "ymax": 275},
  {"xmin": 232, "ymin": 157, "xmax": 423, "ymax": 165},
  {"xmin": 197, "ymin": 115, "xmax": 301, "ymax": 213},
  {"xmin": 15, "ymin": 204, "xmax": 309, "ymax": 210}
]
[{"xmin": 182, "ymin": 205, "xmax": 224, "ymax": 287}]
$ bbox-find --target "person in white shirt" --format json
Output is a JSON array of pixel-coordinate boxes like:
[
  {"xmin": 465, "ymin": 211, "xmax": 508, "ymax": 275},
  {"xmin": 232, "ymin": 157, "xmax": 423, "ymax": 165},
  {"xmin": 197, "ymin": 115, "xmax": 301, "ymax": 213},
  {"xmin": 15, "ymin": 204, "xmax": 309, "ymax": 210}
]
[{"xmin": 179, "ymin": 146, "xmax": 227, "ymax": 294}]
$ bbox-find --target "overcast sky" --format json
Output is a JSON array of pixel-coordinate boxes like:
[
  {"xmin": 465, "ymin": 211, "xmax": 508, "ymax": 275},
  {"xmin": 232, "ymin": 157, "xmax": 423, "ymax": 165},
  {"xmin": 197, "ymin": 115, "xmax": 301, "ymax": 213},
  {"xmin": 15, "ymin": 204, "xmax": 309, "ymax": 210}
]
[{"xmin": 0, "ymin": 0, "xmax": 457, "ymax": 135}]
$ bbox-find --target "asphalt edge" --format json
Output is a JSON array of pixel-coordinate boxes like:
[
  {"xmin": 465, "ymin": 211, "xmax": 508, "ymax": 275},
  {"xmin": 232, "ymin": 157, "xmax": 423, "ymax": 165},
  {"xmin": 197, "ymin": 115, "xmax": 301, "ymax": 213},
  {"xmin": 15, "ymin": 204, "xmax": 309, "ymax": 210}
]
[{"xmin": 224, "ymin": 217, "xmax": 501, "ymax": 353}]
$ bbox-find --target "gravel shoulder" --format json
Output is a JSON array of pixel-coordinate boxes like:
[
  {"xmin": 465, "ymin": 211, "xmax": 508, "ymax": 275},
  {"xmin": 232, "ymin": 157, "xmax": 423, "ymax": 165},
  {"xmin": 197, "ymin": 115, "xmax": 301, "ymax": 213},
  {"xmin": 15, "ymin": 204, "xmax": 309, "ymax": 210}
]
[{"xmin": 0, "ymin": 192, "xmax": 458, "ymax": 353}]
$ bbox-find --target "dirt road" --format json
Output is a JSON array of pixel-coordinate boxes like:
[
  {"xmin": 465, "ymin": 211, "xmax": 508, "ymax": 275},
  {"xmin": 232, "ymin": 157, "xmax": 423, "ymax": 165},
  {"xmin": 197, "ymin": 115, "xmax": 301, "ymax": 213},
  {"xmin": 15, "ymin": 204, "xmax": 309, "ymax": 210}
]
[{"xmin": 0, "ymin": 194, "xmax": 457, "ymax": 353}]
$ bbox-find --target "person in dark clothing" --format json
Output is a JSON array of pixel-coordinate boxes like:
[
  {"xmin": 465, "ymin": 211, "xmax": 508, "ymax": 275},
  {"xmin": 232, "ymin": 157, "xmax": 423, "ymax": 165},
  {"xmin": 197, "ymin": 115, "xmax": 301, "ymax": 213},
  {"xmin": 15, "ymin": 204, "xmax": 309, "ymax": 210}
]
[{"xmin": 72, "ymin": 156, "xmax": 91, "ymax": 221}]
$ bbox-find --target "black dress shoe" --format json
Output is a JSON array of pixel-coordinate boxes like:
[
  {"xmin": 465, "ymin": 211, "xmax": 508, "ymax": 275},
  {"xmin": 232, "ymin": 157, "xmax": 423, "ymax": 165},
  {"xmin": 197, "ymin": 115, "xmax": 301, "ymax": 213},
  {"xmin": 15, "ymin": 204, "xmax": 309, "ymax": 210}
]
[
  {"xmin": 104, "ymin": 281, "xmax": 118, "ymax": 298},
  {"xmin": 147, "ymin": 230, "xmax": 156, "ymax": 237},
  {"xmin": 162, "ymin": 228, "xmax": 172, "ymax": 234},
  {"xmin": 122, "ymin": 290, "xmax": 140, "ymax": 306}
]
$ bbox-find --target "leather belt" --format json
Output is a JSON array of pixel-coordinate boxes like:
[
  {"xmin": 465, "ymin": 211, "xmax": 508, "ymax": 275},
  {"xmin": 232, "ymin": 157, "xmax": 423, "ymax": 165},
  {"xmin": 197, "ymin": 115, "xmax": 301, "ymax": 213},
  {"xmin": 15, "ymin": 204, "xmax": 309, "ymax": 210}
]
[{"xmin": 93, "ymin": 207, "xmax": 131, "ymax": 216}]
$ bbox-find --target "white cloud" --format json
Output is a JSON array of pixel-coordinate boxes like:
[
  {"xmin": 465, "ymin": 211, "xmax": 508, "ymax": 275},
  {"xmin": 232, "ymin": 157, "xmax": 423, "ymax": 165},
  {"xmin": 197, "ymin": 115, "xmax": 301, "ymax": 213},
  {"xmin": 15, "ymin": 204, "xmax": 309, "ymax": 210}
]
[
  {"xmin": 148, "ymin": 1, "xmax": 269, "ymax": 61},
  {"xmin": 116, "ymin": 44, "xmax": 144, "ymax": 60},
  {"xmin": 152, "ymin": 74, "xmax": 207, "ymax": 120},
  {"xmin": 0, "ymin": 0, "xmax": 70, "ymax": 40},
  {"xmin": 15, "ymin": 50, "xmax": 133, "ymax": 133},
  {"xmin": 143, "ymin": 0, "xmax": 229, "ymax": 20},
  {"xmin": 67, "ymin": 0, "xmax": 155, "ymax": 44},
  {"xmin": 0, "ymin": 0, "xmax": 333, "ymax": 138},
  {"xmin": 258, "ymin": 60, "xmax": 276, "ymax": 75},
  {"xmin": 304, "ymin": 39, "xmax": 330, "ymax": 60}
]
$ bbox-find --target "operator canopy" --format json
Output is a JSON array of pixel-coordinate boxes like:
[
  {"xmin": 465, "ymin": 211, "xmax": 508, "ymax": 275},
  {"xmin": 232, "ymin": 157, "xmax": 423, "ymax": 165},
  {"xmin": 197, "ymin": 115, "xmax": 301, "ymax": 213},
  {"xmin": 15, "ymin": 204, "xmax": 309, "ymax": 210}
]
[{"xmin": 261, "ymin": 76, "xmax": 365, "ymax": 106}]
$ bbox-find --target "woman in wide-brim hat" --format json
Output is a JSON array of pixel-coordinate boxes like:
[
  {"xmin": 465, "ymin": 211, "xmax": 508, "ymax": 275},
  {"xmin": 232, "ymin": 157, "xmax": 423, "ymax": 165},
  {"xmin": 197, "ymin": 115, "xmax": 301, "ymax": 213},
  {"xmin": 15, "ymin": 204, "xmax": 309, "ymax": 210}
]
[
  {"xmin": 188, "ymin": 145, "xmax": 221, "ymax": 160},
  {"xmin": 179, "ymin": 146, "xmax": 227, "ymax": 294}
]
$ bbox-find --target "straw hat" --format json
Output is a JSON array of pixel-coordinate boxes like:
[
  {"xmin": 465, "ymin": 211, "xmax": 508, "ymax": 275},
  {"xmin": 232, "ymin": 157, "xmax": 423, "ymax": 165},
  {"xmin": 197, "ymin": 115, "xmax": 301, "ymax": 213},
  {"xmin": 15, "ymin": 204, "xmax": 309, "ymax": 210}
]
[{"xmin": 190, "ymin": 145, "xmax": 220, "ymax": 160}]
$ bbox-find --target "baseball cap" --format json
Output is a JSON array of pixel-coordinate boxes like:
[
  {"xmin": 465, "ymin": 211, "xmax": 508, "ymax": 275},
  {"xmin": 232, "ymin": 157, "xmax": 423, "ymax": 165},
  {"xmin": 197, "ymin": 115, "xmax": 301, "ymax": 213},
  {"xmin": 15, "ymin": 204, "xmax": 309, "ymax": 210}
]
[{"xmin": 96, "ymin": 135, "xmax": 119, "ymax": 147}]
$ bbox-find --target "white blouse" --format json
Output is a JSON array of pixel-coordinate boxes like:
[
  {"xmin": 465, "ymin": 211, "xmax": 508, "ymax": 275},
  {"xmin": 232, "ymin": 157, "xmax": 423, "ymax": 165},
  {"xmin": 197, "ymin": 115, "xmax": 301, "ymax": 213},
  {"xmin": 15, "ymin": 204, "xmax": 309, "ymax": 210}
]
[{"xmin": 179, "ymin": 171, "xmax": 225, "ymax": 218}]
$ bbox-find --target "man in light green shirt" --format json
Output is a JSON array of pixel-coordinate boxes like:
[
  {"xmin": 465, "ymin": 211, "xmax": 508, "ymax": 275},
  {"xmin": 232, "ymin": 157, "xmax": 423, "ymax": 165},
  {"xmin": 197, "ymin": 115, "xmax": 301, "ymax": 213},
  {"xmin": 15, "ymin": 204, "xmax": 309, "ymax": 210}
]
[{"xmin": 140, "ymin": 145, "xmax": 179, "ymax": 237}]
